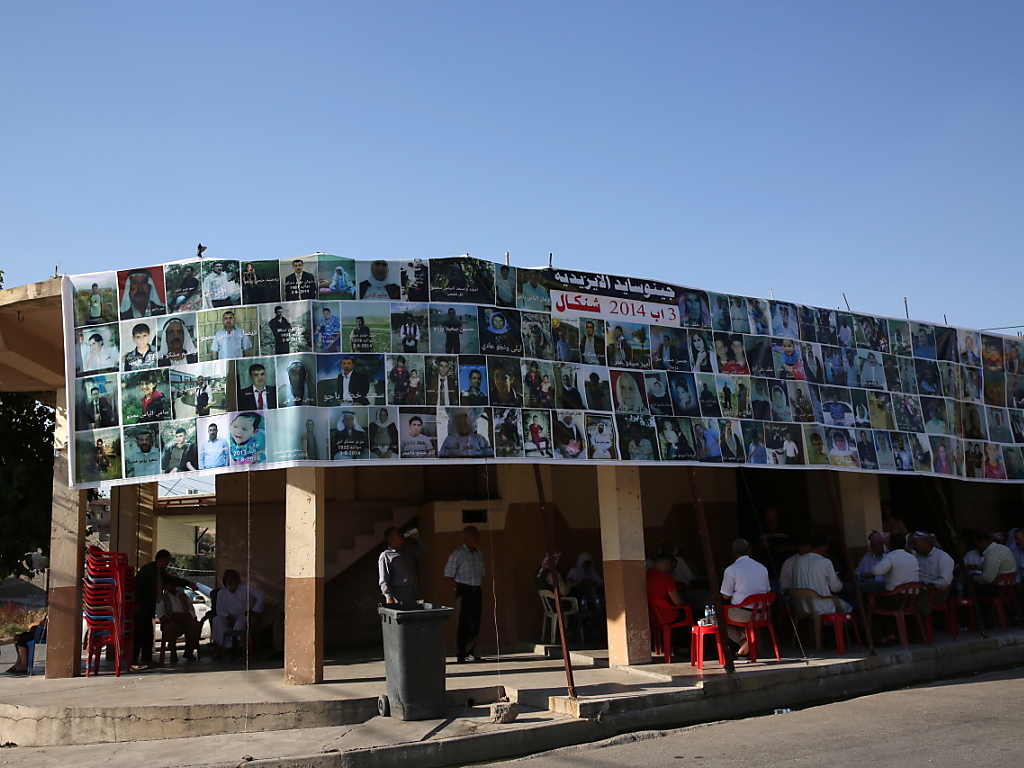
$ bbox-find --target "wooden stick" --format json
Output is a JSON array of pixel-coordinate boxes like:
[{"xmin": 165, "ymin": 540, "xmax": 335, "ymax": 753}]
[
  {"xmin": 687, "ymin": 467, "xmax": 734, "ymax": 674},
  {"xmin": 533, "ymin": 464, "xmax": 577, "ymax": 697}
]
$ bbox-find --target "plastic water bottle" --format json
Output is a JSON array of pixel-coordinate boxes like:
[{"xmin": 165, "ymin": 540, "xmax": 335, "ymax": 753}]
[
  {"xmin": 703, "ymin": 605, "xmax": 711, "ymax": 624},
  {"xmin": 709, "ymin": 605, "xmax": 717, "ymax": 625}
]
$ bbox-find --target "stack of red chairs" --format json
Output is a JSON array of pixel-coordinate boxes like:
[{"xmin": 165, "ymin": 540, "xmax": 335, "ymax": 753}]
[{"xmin": 83, "ymin": 546, "xmax": 135, "ymax": 677}]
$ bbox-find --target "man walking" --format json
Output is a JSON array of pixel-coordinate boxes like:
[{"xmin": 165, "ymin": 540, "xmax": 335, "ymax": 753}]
[{"xmin": 444, "ymin": 526, "xmax": 486, "ymax": 662}]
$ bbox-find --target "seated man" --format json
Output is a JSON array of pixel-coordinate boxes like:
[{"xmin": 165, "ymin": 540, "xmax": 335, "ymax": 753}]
[
  {"xmin": 720, "ymin": 538, "xmax": 771, "ymax": 658},
  {"xmin": 779, "ymin": 539, "xmax": 812, "ymax": 592},
  {"xmin": 968, "ymin": 531, "xmax": 1017, "ymax": 599},
  {"xmin": 853, "ymin": 531, "xmax": 890, "ymax": 595},
  {"xmin": 647, "ymin": 554, "xmax": 691, "ymax": 651},
  {"xmin": 793, "ymin": 535, "xmax": 851, "ymax": 615},
  {"xmin": 210, "ymin": 569, "xmax": 266, "ymax": 659},
  {"xmin": 4, "ymin": 617, "xmax": 46, "ymax": 675},
  {"xmin": 870, "ymin": 532, "xmax": 920, "ymax": 644},
  {"xmin": 909, "ymin": 531, "xmax": 954, "ymax": 616},
  {"xmin": 158, "ymin": 583, "xmax": 201, "ymax": 663}
]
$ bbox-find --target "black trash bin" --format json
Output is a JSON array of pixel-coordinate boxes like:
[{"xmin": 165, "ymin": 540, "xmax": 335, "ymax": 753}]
[{"xmin": 377, "ymin": 602, "xmax": 454, "ymax": 720}]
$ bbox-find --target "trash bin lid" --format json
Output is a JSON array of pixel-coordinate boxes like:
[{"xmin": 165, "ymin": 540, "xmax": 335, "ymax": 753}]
[{"xmin": 378, "ymin": 602, "xmax": 454, "ymax": 622}]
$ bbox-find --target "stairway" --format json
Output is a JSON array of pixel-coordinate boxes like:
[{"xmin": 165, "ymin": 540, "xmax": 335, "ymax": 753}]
[{"xmin": 324, "ymin": 505, "xmax": 419, "ymax": 584}]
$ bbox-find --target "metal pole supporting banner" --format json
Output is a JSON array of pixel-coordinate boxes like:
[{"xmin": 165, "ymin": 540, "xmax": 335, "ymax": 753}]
[
  {"xmin": 823, "ymin": 471, "xmax": 875, "ymax": 655},
  {"xmin": 532, "ymin": 464, "xmax": 577, "ymax": 698},
  {"xmin": 687, "ymin": 467, "xmax": 735, "ymax": 674}
]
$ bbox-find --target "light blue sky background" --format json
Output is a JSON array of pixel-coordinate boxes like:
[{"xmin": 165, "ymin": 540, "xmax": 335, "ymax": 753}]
[{"xmin": 2, "ymin": 2, "xmax": 1022, "ymax": 332}]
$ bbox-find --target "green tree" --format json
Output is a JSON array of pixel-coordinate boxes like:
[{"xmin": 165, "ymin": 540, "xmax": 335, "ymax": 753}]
[{"xmin": 0, "ymin": 270, "xmax": 56, "ymax": 579}]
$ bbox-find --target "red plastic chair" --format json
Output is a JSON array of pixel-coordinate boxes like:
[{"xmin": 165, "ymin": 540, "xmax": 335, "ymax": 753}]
[
  {"xmin": 722, "ymin": 592, "xmax": 781, "ymax": 662},
  {"xmin": 819, "ymin": 611, "xmax": 862, "ymax": 655},
  {"xmin": 866, "ymin": 581, "xmax": 926, "ymax": 650},
  {"xmin": 975, "ymin": 573, "xmax": 1024, "ymax": 633},
  {"xmin": 923, "ymin": 588, "xmax": 956, "ymax": 643},
  {"xmin": 689, "ymin": 623, "xmax": 725, "ymax": 670},
  {"xmin": 648, "ymin": 600, "xmax": 694, "ymax": 664}
]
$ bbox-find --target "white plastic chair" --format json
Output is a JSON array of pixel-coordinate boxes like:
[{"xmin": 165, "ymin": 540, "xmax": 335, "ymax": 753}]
[{"xmin": 538, "ymin": 590, "xmax": 581, "ymax": 645}]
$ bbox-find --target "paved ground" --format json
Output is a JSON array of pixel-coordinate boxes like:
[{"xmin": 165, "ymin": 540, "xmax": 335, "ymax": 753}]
[{"xmin": 509, "ymin": 666, "xmax": 1024, "ymax": 768}]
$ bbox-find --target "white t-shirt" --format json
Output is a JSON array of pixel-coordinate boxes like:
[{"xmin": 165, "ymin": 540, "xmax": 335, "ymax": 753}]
[
  {"xmin": 721, "ymin": 555, "xmax": 771, "ymax": 605},
  {"xmin": 872, "ymin": 549, "xmax": 920, "ymax": 591}
]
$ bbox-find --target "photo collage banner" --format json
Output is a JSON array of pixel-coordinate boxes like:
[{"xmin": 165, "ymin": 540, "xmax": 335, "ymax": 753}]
[{"xmin": 62, "ymin": 255, "xmax": 1024, "ymax": 488}]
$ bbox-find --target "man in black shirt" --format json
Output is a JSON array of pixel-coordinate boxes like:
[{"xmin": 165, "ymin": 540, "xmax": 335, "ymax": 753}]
[
  {"xmin": 268, "ymin": 305, "xmax": 293, "ymax": 355},
  {"xmin": 133, "ymin": 549, "xmax": 195, "ymax": 669}
]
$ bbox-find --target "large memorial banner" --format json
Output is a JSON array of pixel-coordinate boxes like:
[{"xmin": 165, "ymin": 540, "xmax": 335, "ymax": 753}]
[{"xmin": 62, "ymin": 254, "xmax": 1024, "ymax": 488}]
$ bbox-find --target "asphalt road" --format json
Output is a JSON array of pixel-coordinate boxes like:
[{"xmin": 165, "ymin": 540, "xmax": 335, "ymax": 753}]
[{"xmin": 507, "ymin": 667, "xmax": 1024, "ymax": 768}]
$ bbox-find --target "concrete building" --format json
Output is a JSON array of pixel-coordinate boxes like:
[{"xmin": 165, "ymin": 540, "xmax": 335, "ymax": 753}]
[{"xmin": 2, "ymin": 278, "xmax": 1022, "ymax": 684}]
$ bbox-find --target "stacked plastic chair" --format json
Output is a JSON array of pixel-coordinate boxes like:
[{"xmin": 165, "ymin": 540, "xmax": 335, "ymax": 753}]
[{"xmin": 83, "ymin": 546, "xmax": 135, "ymax": 677}]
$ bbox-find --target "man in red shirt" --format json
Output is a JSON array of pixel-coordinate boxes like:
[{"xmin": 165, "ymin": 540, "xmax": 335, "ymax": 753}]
[{"xmin": 647, "ymin": 554, "xmax": 688, "ymax": 624}]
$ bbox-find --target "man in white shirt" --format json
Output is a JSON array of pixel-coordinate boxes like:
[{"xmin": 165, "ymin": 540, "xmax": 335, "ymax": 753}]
[
  {"xmin": 157, "ymin": 584, "xmax": 200, "ymax": 663},
  {"xmin": 494, "ymin": 265, "xmax": 516, "ymax": 308},
  {"xmin": 203, "ymin": 262, "xmax": 234, "ymax": 308},
  {"xmin": 870, "ymin": 532, "xmax": 921, "ymax": 644},
  {"xmin": 720, "ymin": 538, "xmax": 771, "ymax": 657},
  {"xmin": 793, "ymin": 535, "xmax": 850, "ymax": 614},
  {"xmin": 909, "ymin": 531, "xmax": 954, "ymax": 617},
  {"xmin": 210, "ymin": 311, "xmax": 252, "ymax": 360},
  {"xmin": 211, "ymin": 569, "xmax": 266, "ymax": 659},
  {"xmin": 854, "ymin": 531, "xmax": 889, "ymax": 595}
]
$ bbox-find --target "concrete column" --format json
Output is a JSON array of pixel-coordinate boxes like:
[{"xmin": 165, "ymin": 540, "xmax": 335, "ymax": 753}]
[
  {"xmin": 284, "ymin": 466, "xmax": 325, "ymax": 684},
  {"xmin": 597, "ymin": 465, "xmax": 651, "ymax": 666},
  {"xmin": 837, "ymin": 473, "xmax": 883, "ymax": 546},
  {"xmin": 109, "ymin": 481, "xmax": 157, "ymax": 565},
  {"xmin": 46, "ymin": 401, "xmax": 88, "ymax": 678}
]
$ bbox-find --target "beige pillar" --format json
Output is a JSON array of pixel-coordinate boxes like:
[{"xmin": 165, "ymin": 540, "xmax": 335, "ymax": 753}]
[
  {"xmin": 597, "ymin": 465, "xmax": 651, "ymax": 666},
  {"xmin": 284, "ymin": 466, "xmax": 325, "ymax": 684},
  {"xmin": 46, "ymin": 402, "xmax": 88, "ymax": 678},
  {"xmin": 837, "ymin": 473, "xmax": 883, "ymax": 546},
  {"xmin": 109, "ymin": 481, "xmax": 157, "ymax": 565}
]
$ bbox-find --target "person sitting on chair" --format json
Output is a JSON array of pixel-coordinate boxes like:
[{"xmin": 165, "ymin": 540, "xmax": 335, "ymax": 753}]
[
  {"xmin": 158, "ymin": 583, "xmax": 201, "ymax": 663},
  {"xmin": 210, "ymin": 569, "xmax": 266, "ymax": 659},
  {"xmin": 4, "ymin": 617, "xmax": 46, "ymax": 675}
]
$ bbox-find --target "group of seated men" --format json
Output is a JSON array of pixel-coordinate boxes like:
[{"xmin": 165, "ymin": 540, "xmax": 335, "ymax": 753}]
[
  {"xmin": 132, "ymin": 549, "xmax": 266, "ymax": 669},
  {"xmin": 646, "ymin": 523, "xmax": 1024, "ymax": 656}
]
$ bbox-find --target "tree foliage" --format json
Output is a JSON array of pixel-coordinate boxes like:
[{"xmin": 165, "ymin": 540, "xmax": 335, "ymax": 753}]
[{"xmin": 0, "ymin": 269, "xmax": 56, "ymax": 579}]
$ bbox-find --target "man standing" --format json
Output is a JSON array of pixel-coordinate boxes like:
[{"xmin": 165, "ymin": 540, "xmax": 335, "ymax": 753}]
[
  {"xmin": 200, "ymin": 422, "xmax": 230, "ymax": 469},
  {"xmin": 133, "ymin": 550, "xmax": 195, "ymax": 669},
  {"xmin": 442, "ymin": 308, "xmax": 464, "ymax": 354},
  {"xmin": 203, "ymin": 263, "xmax": 234, "ymax": 308},
  {"xmin": 494, "ymin": 265, "xmax": 516, "ymax": 307},
  {"xmin": 445, "ymin": 526, "xmax": 486, "ymax": 663},
  {"xmin": 399, "ymin": 313, "xmax": 421, "ymax": 353},
  {"xmin": 157, "ymin": 583, "xmax": 201, "ymax": 663},
  {"xmin": 237, "ymin": 363, "xmax": 276, "ymax": 410},
  {"xmin": 194, "ymin": 375, "xmax": 212, "ymax": 416},
  {"xmin": 378, "ymin": 527, "xmax": 427, "ymax": 604},
  {"xmin": 720, "ymin": 538, "xmax": 771, "ymax": 658},
  {"xmin": 349, "ymin": 315, "xmax": 374, "ymax": 352},
  {"xmin": 268, "ymin": 305, "xmax": 293, "ymax": 355},
  {"xmin": 284, "ymin": 259, "xmax": 318, "ymax": 301},
  {"xmin": 210, "ymin": 311, "xmax": 252, "ymax": 360},
  {"xmin": 87, "ymin": 282, "xmax": 104, "ymax": 323}
]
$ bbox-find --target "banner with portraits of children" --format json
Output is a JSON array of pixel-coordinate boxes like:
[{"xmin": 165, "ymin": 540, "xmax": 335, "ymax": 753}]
[{"xmin": 62, "ymin": 254, "xmax": 1024, "ymax": 488}]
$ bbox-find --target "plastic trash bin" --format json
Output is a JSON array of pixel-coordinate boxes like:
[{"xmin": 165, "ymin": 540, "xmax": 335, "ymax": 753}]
[{"xmin": 377, "ymin": 602, "xmax": 454, "ymax": 720}]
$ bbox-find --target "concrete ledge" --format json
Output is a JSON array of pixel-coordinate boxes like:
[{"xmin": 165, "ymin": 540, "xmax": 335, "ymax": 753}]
[{"xmin": 0, "ymin": 686, "xmax": 506, "ymax": 747}]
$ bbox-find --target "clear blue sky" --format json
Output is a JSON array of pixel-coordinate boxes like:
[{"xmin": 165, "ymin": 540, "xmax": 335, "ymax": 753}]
[{"xmin": 2, "ymin": 2, "xmax": 1022, "ymax": 331}]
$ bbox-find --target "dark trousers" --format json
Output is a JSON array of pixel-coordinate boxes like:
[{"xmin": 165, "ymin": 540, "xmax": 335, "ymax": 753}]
[
  {"xmin": 133, "ymin": 609, "xmax": 154, "ymax": 664},
  {"xmin": 456, "ymin": 583, "xmax": 483, "ymax": 659}
]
